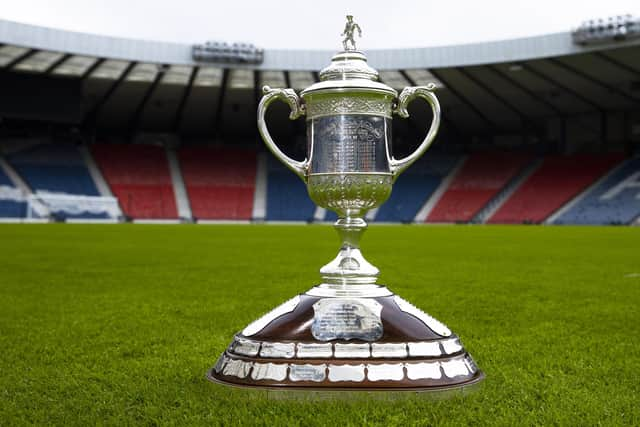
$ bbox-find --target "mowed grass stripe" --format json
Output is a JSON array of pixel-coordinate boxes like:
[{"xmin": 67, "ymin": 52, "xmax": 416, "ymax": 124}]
[{"xmin": 0, "ymin": 224, "xmax": 638, "ymax": 425}]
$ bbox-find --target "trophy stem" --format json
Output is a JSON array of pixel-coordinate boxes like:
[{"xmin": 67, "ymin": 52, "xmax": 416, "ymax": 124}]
[{"xmin": 319, "ymin": 216, "xmax": 380, "ymax": 285}]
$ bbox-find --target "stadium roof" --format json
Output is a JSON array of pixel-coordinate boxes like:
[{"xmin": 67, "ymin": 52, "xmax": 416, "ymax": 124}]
[
  {"xmin": 0, "ymin": 18, "xmax": 638, "ymax": 138},
  {"xmin": 2, "ymin": 18, "xmax": 640, "ymax": 69}
]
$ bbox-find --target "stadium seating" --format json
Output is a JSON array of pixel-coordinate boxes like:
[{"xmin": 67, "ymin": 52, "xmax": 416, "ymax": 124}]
[
  {"xmin": 552, "ymin": 157, "xmax": 640, "ymax": 225},
  {"xmin": 8, "ymin": 144, "xmax": 100, "ymax": 196},
  {"xmin": 266, "ymin": 156, "xmax": 315, "ymax": 221},
  {"xmin": 7, "ymin": 143, "xmax": 108, "ymax": 219},
  {"xmin": 92, "ymin": 144, "xmax": 177, "ymax": 219},
  {"xmin": 0, "ymin": 165, "xmax": 26, "ymax": 218},
  {"xmin": 375, "ymin": 153, "xmax": 460, "ymax": 222},
  {"xmin": 2, "ymin": 141, "xmax": 635, "ymax": 225},
  {"xmin": 427, "ymin": 152, "xmax": 533, "ymax": 222},
  {"xmin": 488, "ymin": 154, "xmax": 624, "ymax": 224},
  {"xmin": 179, "ymin": 147, "xmax": 256, "ymax": 220}
]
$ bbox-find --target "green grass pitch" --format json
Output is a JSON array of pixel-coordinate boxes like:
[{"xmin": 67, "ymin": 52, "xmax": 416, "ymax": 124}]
[{"xmin": 0, "ymin": 224, "xmax": 639, "ymax": 425}]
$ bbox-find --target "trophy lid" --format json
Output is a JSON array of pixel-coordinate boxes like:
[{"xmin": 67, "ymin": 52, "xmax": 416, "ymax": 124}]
[
  {"xmin": 300, "ymin": 18, "xmax": 396, "ymax": 97},
  {"xmin": 319, "ymin": 50, "xmax": 379, "ymax": 81}
]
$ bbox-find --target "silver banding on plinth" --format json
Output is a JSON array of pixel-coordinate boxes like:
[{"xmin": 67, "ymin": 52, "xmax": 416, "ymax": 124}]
[
  {"xmin": 334, "ymin": 343, "xmax": 371, "ymax": 358},
  {"xmin": 296, "ymin": 343, "xmax": 333, "ymax": 358},
  {"xmin": 228, "ymin": 335, "xmax": 466, "ymax": 359},
  {"xmin": 214, "ymin": 355, "xmax": 479, "ymax": 383}
]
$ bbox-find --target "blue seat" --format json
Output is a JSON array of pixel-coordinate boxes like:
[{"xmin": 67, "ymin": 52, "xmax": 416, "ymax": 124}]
[
  {"xmin": 8, "ymin": 144, "xmax": 106, "ymax": 219},
  {"xmin": 375, "ymin": 175, "xmax": 442, "ymax": 222},
  {"xmin": 0, "ymin": 167, "xmax": 26, "ymax": 218},
  {"xmin": 325, "ymin": 210, "xmax": 338, "ymax": 222},
  {"xmin": 9, "ymin": 144, "xmax": 100, "ymax": 196},
  {"xmin": 553, "ymin": 157, "xmax": 640, "ymax": 225},
  {"xmin": 0, "ymin": 200, "xmax": 26, "ymax": 218},
  {"xmin": 265, "ymin": 157, "xmax": 315, "ymax": 221},
  {"xmin": 13, "ymin": 165, "xmax": 100, "ymax": 196},
  {"xmin": 374, "ymin": 154, "xmax": 460, "ymax": 222}
]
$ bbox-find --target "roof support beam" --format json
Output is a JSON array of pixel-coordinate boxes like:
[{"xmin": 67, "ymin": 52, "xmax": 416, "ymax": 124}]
[
  {"xmin": 429, "ymin": 68, "xmax": 498, "ymax": 130},
  {"xmin": 486, "ymin": 65, "xmax": 564, "ymax": 116},
  {"xmin": 559, "ymin": 117, "xmax": 567, "ymax": 153},
  {"xmin": 44, "ymin": 54, "xmax": 71, "ymax": 75},
  {"xmin": 522, "ymin": 62, "xmax": 602, "ymax": 111},
  {"xmin": 594, "ymin": 51, "xmax": 640, "ymax": 75},
  {"xmin": 550, "ymin": 57, "xmax": 640, "ymax": 104},
  {"xmin": 283, "ymin": 71, "xmax": 291, "ymax": 90},
  {"xmin": 400, "ymin": 69, "xmax": 467, "ymax": 140},
  {"xmin": 3, "ymin": 49, "xmax": 34, "ymax": 69},
  {"xmin": 82, "ymin": 61, "xmax": 136, "ymax": 128},
  {"xmin": 623, "ymin": 112, "xmax": 633, "ymax": 154},
  {"xmin": 81, "ymin": 58, "xmax": 105, "ymax": 81},
  {"xmin": 600, "ymin": 111, "xmax": 608, "ymax": 151},
  {"xmin": 252, "ymin": 72, "xmax": 260, "ymax": 140},
  {"xmin": 457, "ymin": 67, "xmax": 536, "ymax": 128},
  {"xmin": 172, "ymin": 66, "xmax": 198, "ymax": 133},
  {"xmin": 213, "ymin": 69, "xmax": 229, "ymax": 140},
  {"xmin": 127, "ymin": 66, "xmax": 165, "ymax": 133}
]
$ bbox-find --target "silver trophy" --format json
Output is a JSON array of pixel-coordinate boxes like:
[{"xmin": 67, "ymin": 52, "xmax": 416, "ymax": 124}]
[
  {"xmin": 258, "ymin": 44, "xmax": 440, "ymax": 289},
  {"xmin": 208, "ymin": 16, "xmax": 482, "ymax": 393}
]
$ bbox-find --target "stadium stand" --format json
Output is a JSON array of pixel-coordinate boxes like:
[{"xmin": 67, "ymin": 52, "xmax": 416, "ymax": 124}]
[
  {"xmin": 6, "ymin": 143, "xmax": 112, "ymax": 219},
  {"xmin": 91, "ymin": 144, "xmax": 177, "ymax": 219},
  {"xmin": 427, "ymin": 152, "xmax": 533, "ymax": 222},
  {"xmin": 7, "ymin": 143, "xmax": 100, "ymax": 196},
  {"xmin": 375, "ymin": 153, "xmax": 460, "ymax": 222},
  {"xmin": 266, "ymin": 156, "xmax": 315, "ymax": 221},
  {"xmin": 471, "ymin": 158, "xmax": 543, "ymax": 224},
  {"xmin": 324, "ymin": 209, "xmax": 338, "ymax": 222},
  {"xmin": 179, "ymin": 147, "xmax": 256, "ymax": 220},
  {"xmin": 0, "ymin": 163, "xmax": 26, "ymax": 218},
  {"xmin": 552, "ymin": 157, "xmax": 640, "ymax": 225},
  {"xmin": 0, "ymin": 20, "xmax": 638, "ymax": 226},
  {"xmin": 487, "ymin": 154, "xmax": 624, "ymax": 224}
]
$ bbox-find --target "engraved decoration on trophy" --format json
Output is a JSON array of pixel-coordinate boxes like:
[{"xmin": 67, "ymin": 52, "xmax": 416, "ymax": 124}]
[{"xmin": 208, "ymin": 16, "xmax": 483, "ymax": 393}]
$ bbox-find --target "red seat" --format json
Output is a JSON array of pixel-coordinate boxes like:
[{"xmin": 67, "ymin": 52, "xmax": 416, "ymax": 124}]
[
  {"xmin": 179, "ymin": 147, "xmax": 256, "ymax": 220},
  {"xmin": 489, "ymin": 154, "xmax": 624, "ymax": 224},
  {"xmin": 428, "ymin": 152, "xmax": 532, "ymax": 222},
  {"xmin": 91, "ymin": 144, "xmax": 177, "ymax": 219},
  {"xmin": 110, "ymin": 185, "xmax": 177, "ymax": 219}
]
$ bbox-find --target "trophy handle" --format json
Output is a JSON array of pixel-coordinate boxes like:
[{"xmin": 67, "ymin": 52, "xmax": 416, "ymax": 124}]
[
  {"xmin": 391, "ymin": 84, "xmax": 441, "ymax": 178},
  {"xmin": 257, "ymin": 85, "xmax": 308, "ymax": 181}
]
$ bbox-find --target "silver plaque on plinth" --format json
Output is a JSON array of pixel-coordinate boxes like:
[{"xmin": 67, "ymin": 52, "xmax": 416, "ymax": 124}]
[{"xmin": 208, "ymin": 16, "xmax": 483, "ymax": 394}]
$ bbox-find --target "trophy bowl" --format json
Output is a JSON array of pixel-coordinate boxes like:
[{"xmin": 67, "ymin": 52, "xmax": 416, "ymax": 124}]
[{"xmin": 207, "ymin": 16, "xmax": 483, "ymax": 394}]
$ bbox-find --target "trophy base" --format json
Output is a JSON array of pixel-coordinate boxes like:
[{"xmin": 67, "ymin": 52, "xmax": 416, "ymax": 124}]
[
  {"xmin": 207, "ymin": 286, "xmax": 483, "ymax": 395},
  {"xmin": 207, "ymin": 369, "xmax": 484, "ymax": 398}
]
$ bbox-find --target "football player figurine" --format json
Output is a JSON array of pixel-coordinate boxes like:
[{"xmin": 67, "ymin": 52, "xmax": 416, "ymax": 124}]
[{"xmin": 342, "ymin": 15, "xmax": 362, "ymax": 51}]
